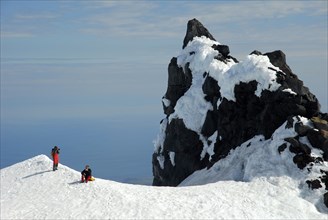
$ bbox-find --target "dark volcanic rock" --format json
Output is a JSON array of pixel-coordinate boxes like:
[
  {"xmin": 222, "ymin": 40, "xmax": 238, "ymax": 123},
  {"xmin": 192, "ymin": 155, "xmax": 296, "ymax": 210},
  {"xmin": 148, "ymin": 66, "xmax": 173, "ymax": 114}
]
[
  {"xmin": 306, "ymin": 179, "xmax": 322, "ymax": 190},
  {"xmin": 163, "ymin": 57, "xmax": 192, "ymax": 115},
  {"xmin": 183, "ymin": 18, "xmax": 216, "ymax": 49},
  {"xmin": 324, "ymin": 192, "xmax": 328, "ymax": 209},
  {"xmin": 152, "ymin": 118, "xmax": 204, "ymax": 186},
  {"xmin": 212, "ymin": 44, "xmax": 230, "ymax": 57},
  {"xmin": 264, "ymin": 50, "xmax": 294, "ymax": 77},
  {"xmin": 152, "ymin": 18, "xmax": 326, "ymax": 201}
]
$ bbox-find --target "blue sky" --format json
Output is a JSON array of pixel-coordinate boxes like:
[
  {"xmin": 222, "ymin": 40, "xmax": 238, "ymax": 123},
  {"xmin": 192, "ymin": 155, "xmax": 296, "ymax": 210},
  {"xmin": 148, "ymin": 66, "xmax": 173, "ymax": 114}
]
[{"xmin": 0, "ymin": 1, "xmax": 327, "ymax": 180}]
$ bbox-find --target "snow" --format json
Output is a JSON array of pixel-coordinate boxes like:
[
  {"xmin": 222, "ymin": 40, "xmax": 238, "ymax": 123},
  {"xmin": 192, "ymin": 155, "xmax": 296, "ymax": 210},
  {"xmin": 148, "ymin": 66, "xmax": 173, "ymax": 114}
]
[
  {"xmin": 180, "ymin": 117, "xmax": 328, "ymax": 214},
  {"xmin": 167, "ymin": 36, "xmax": 283, "ymax": 136},
  {"xmin": 1, "ymin": 116, "xmax": 327, "ymax": 219},
  {"xmin": 156, "ymin": 155, "xmax": 165, "ymax": 170},
  {"xmin": 1, "ymin": 153, "xmax": 327, "ymax": 219},
  {"xmin": 200, "ymin": 131, "xmax": 217, "ymax": 160},
  {"xmin": 153, "ymin": 118, "xmax": 167, "ymax": 153},
  {"xmin": 283, "ymin": 88, "xmax": 297, "ymax": 95},
  {"xmin": 162, "ymin": 98, "xmax": 171, "ymax": 107},
  {"xmin": 169, "ymin": 151, "xmax": 176, "ymax": 166}
]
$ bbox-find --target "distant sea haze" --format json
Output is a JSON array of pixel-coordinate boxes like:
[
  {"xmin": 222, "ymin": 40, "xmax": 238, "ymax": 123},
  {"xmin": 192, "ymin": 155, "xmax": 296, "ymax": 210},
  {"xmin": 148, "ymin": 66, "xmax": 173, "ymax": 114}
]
[
  {"xmin": 1, "ymin": 116, "xmax": 160, "ymax": 185},
  {"xmin": 1, "ymin": 57, "xmax": 167, "ymax": 184}
]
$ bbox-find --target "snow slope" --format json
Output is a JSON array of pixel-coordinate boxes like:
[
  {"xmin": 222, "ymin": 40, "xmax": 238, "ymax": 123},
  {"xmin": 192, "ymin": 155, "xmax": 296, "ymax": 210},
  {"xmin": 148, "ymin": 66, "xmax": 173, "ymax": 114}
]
[
  {"xmin": 1, "ymin": 154, "xmax": 326, "ymax": 219},
  {"xmin": 180, "ymin": 117, "xmax": 328, "ymax": 213}
]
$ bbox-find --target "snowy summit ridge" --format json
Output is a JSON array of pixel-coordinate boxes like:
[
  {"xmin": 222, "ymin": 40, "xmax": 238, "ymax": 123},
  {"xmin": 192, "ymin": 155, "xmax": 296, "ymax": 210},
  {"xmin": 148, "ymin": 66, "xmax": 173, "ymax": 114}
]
[
  {"xmin": 152, "ymin": 18, "xmax": 328, "ymax": 211},
  {"xmin": 1, "ymin": 154, "xmax": 327, "ymax": 219}
]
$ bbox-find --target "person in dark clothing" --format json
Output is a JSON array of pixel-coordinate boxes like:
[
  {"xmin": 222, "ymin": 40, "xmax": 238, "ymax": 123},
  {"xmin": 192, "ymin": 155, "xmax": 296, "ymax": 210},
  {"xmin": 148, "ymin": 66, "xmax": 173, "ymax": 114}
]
[
  {"xmin": 51, "ymin": 146, "xmax": 60, "ymax": 171},
  {"xmin": 81, "ymin": 165, "xmax": 92, "ymax": 183}
]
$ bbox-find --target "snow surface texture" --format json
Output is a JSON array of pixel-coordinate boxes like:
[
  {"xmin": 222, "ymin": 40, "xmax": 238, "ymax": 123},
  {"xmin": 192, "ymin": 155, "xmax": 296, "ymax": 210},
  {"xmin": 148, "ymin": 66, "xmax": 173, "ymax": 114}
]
[{"xmin": 1, "ymin": 154, "xmax": 327, "ymax": 219}]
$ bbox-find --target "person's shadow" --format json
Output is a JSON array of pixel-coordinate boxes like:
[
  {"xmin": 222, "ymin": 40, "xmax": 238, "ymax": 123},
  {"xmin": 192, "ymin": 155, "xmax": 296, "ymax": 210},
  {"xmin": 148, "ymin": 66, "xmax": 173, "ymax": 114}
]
[
  {"xmin": 68, "ymin": 181, "xmax": 82, "ymax": 185},
  {"xmin": 22, "ymin": 171, "xmax": 82, "ymax": 185},
  {"xmin": 22, "ymin": 170, "xmax": 53, "ymax": 179}
]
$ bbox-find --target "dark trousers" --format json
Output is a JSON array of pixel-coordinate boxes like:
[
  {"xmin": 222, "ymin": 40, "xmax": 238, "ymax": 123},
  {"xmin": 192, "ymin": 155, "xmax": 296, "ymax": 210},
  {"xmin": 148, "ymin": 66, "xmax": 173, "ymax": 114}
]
[{"xmin": 81, "ymin": 175, "xmax": 91, "ymax": 183}]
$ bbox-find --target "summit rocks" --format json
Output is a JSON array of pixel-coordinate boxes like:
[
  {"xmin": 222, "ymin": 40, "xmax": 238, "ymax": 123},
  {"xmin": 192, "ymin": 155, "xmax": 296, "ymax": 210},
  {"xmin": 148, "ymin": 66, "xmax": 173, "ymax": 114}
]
[{"xmin": 152, "ymin": 19, "xmax": 327, "ymax": 210}]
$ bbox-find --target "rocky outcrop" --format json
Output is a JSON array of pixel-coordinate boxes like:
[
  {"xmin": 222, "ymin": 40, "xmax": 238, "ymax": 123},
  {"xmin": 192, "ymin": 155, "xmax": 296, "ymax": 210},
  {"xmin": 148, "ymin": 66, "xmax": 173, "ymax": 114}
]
[
  {"xmin": 284, "ymin": 115, "xmax": 328, "ymax": 209},
  {"xmin": 152, "ymin": 18, "xmax": 327, "ymax": 207},
  {"xmin": 182, "ymin": 18, "xmax": 216, "ymax": 49}
]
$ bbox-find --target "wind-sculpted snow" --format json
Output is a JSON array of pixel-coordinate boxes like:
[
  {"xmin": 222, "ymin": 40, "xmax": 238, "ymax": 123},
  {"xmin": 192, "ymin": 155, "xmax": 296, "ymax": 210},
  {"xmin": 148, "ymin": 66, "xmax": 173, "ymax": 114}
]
[
  {"xmin": 1, "ymin": 155, "xmax": 326, "ymax": 219},
  {"xmin": 168, "ymin": 36, "xmax": 282, "ymax": 133},
  {"xmin": 177, "ymin": 36, "xmax": 281, "ymax": 103}
]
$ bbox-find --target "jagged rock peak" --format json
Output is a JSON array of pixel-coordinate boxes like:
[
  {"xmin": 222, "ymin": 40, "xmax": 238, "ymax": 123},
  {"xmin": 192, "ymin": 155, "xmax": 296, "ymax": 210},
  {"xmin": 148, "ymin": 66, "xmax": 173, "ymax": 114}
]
[
  {"xmin": 153, "ymin": 17, "xmax": 328, "ymax": 212},
  {"xmin": 183, "ymin": 18, "xmax": 216, "ymax": 49},
  {"xmin": 153, "ymin": 18, "xmax": 325, "ymax": 189}
]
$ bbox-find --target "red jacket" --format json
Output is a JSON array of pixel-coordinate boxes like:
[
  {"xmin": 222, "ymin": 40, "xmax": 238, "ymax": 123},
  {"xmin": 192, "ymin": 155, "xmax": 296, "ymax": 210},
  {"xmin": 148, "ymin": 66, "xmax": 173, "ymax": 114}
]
[{"xmin": 51, "ymin": 147, "xmax": 60, "ymax": 164}]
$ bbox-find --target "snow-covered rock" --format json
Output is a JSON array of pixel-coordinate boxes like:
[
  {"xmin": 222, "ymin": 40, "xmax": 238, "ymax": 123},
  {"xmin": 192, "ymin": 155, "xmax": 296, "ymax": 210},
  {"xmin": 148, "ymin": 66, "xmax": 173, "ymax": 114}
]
[{"xmin": 152, "ymin": 18, "xmax": 328, "ymax": 212}]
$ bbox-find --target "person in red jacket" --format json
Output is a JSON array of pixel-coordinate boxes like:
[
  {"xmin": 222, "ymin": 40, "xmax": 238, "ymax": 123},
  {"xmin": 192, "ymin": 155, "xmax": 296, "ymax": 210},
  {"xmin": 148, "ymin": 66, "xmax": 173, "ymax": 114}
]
[
  {"xmin": 51, "ymin": 146, "xmax": 60, "ymax": 171},
  {"xmin": 81, "ymin": 165, "xmax": 92, "ymax": 183}
]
